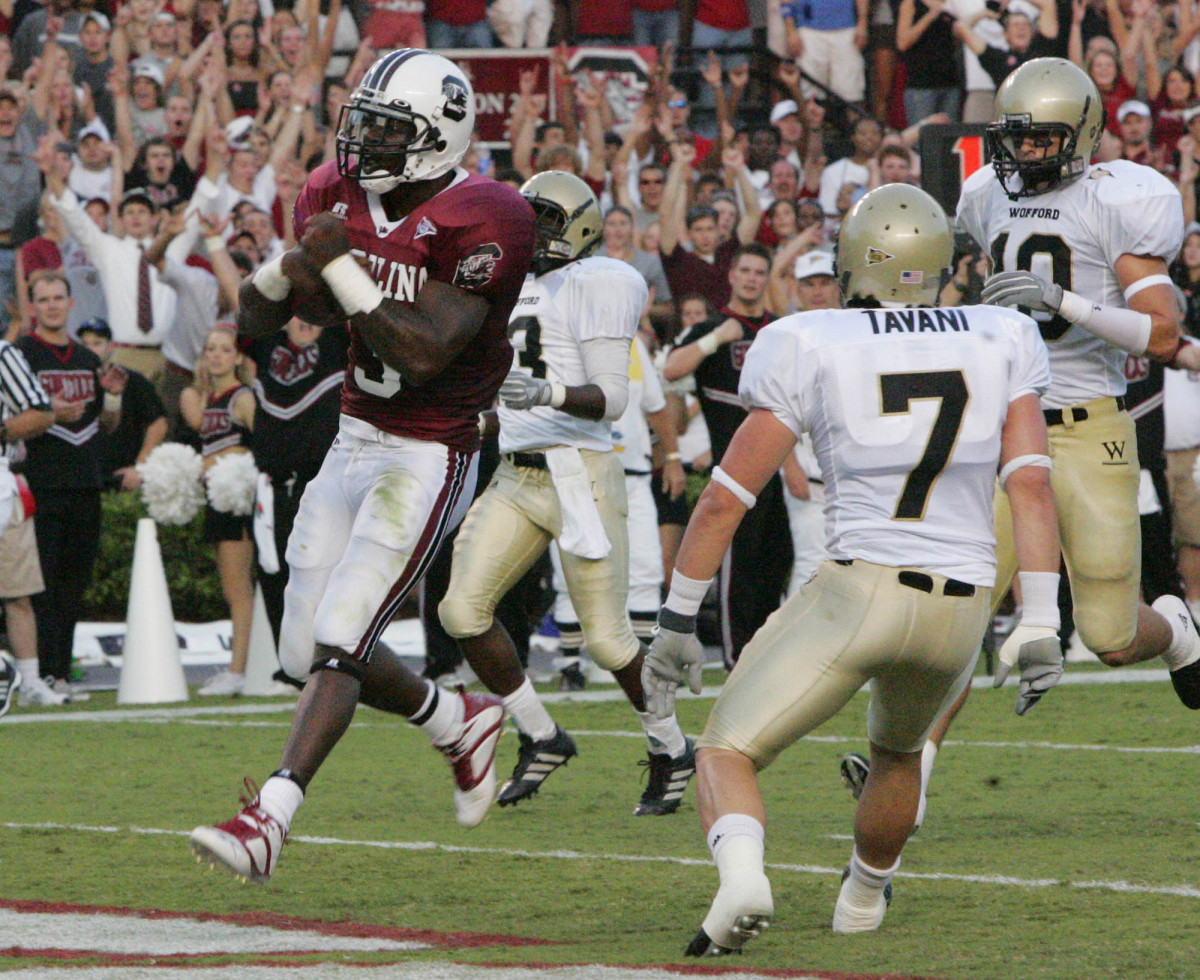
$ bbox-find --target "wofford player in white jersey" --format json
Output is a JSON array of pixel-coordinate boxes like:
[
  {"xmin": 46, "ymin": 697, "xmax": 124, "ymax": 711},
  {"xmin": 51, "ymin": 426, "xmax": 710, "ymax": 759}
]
[
  {"xmin": 440, "ymin": 172, "xmax": 698, "ymax": 818},
  {"xmin": 642, "ymin": 185, "xmax": 1064, "ymax": 954}
]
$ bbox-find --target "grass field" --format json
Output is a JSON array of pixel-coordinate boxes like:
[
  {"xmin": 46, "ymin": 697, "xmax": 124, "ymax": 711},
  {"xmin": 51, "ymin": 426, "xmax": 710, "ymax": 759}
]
[{"xmin": 3, "ymin": 667, "xmax": 1199, "ymax": 979}]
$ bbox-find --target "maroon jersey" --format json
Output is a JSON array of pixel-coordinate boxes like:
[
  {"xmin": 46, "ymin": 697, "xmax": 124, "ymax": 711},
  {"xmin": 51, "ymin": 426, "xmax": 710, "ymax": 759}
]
[
  {"xmin": 294, "ymin": 163, "xmax": 536, "ymax": 452},
  {"xmin": 200, "ymin": 385, "xmax": 253, "ymax": 458}
]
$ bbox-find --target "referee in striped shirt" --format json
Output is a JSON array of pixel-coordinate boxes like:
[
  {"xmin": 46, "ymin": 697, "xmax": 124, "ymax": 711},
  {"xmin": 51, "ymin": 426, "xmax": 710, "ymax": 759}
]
[{"xmin": 0, "ymin": 339, "xmax": 60, "ymax": 708}]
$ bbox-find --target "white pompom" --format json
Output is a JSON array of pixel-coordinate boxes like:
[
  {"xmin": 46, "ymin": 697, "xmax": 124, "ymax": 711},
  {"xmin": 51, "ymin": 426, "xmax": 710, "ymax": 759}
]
[
  {"xmin": 206, "ymin": 451, "xmax": 259, "ymax": 516},
  {"xmin": 138, "ymin": 443, "xmax": 206, "ymax": 526}
]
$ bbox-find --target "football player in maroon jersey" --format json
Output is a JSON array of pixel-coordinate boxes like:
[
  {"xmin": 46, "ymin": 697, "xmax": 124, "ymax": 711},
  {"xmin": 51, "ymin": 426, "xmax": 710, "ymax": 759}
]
[{"xmin": 190, "ymin": 49, "xmax": 537, "ymax": 884}]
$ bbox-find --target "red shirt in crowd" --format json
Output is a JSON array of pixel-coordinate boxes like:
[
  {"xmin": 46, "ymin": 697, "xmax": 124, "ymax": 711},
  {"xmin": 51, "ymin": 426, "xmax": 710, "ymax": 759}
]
[
  {"xmin": 425, "ymin": 0, "xmax": 487, "ymax": 24},
  {"xmin": 696, "ymin": 0, "xmax": 749, "ymax": 31}
]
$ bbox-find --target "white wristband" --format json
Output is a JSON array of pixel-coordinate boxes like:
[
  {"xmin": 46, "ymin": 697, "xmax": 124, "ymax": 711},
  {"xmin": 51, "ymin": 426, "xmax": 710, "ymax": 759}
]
[
  {"xmin": 1057, "ymin": 289, "xmax": 1152, "ymax": 355},
  {"xmin": 321, "ymin": 253, "xmax": 384, "ymax": 316},
  {"xmin": 696, "ymin": 331, "xmax": 722, "ymax": 357},
  {"xmin": 205, "ymin": 235, "xmax": 227, "ymax": 253},
  {"xmin": 664, "ymin": 569, "xmax": 713, "ymax": 617},
  {"xmin": 548, "ymin": 381, "xmax": 567, "ymax": 408},
  {"xmin": 1017, "ymin": 570, "xmax": 1061, "ymax": 630},
  {"xmin": 103, "ymin": 392, "xmax": 123, "ymax": 414},
  {"xmin": 999, "ymin": 453, "xmax": 1052, "ymax": 488},
  {"xmin": 711, "ymin": 465, "xmax": 756, "ymax": 509},
  {"xmin": 252, "ymin": 254, "xmax": 291, "ymax": 302}
]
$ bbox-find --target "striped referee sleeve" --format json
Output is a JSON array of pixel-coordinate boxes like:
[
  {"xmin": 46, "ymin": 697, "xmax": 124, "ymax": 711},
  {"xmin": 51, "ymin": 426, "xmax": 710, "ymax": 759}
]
[{"xmin": 0, "ymin": 341, "xmax": 51, "ymax": 417}]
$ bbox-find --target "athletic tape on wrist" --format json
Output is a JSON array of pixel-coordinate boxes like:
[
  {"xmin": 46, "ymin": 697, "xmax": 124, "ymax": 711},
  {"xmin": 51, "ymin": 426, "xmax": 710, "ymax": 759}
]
[
  {"xmin": 252, "ymin": 254, "xmax": 291, "ymax": 301},
  {"xmin": 549, "ymin": 381, "xmax": 567, "ymax": 408},
  {"xmin": 1017, "ymin": 570, "xmax": 1061, "ymax": 629},
  {"xmin": 998, "ymin": 453, "xmax": 1051, "ymax": 489},
  {"xmin": 321, "ymin": 254, "xmax": 384, "ymax": 316},
  {"xmin": 696, "ymin": 331, "xmax": 721, "ymax": 356},
  {"xmin": 1057, "ymin": 289, "xmax": 1152, "ymax": 355},
  {"xmin": 711, "ymin": 465, "xmax": 756, "ymax": 509},
  {"xmin": 663, "ymin": 569, "xmax": 713, "ymax": 618},
  {"xmin": 204, "ymin": 235, "xmax": 227, "ymax": 253},
  {"xmin": 103, "ymin": 392, "xmax": 123, "ymax": 414}
]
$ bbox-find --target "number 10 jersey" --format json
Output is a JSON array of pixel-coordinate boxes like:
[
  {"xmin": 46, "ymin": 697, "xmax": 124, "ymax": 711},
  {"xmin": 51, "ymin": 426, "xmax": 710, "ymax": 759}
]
[{"xmin": 957, "ymin": 159, "xmax": 1183, "ymax": 410}]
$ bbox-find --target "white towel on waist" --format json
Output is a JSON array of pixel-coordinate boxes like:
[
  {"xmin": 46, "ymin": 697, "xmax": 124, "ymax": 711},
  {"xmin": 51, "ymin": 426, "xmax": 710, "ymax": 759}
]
[
  {"xmin": 545, "ymin": 447, "xmax": 610, "ymax": 560},
  {"xmin": 254, "ymin": 472, "xmax": 280, "ymax": 574}
]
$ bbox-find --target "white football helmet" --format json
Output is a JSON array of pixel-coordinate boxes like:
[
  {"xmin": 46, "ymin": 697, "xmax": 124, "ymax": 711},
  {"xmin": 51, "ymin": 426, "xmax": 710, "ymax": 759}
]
[{"xmin": 336, "ymin": 49, "xmax": 475, "ymax": 194}]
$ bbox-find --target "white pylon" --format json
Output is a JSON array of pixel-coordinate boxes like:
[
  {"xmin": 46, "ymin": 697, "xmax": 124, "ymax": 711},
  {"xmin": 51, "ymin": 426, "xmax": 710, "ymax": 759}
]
[
  {"xmin": 118, "ymin": 518, "xmax": 188, "ymax": 704},
  {"xmin": 242, "ymin": 584, "xmax": 280, "ymax": 695}
]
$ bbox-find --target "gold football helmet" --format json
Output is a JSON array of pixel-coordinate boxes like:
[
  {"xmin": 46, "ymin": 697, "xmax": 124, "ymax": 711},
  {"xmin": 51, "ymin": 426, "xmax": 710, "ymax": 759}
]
[
  {"xmin": 836, "ymin": 184, "xmax": 953, "ymax": 308},
  {"xmin": 520, "ymin": 171, "xmax": 603, "ymax": 275},
  {"xmin": 987, "ymin": 57, "xmax": 1104, "ymax": 200}
]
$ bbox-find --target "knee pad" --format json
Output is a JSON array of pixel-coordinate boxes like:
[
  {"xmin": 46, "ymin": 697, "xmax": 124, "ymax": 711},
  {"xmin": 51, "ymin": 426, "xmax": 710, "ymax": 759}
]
[
  {"xmin": 438, "ymin": 593, "xmax": 493, "ymax": 640},
  {"xmin": 585, "ymin": 629, "xmax": 641, "ymax": 672},
  {"xmin": 279, "ymin": 578, "xmax": 320, "ymax": 680}
]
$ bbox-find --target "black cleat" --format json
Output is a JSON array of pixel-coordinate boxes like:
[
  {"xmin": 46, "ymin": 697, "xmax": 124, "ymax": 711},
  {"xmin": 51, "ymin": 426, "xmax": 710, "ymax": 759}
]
[
  {"xmin": 686, "ymin": 927, "xmax": 741, "ymax": 957},
  {"xmin": 0, "ymin": 652, "xmax": 20, "ymax": 719},
  {"xmin": 840, "ymin": 752, "xmax": 870, "ymax": 799},
  {"xmin": 558, "ymin": 663, "xmax": 587, "ymax": 691},
  {"xmin": 496, "ymin": 725, "xmax": 578, "ymax": 806},
  {"xmin": 633, "ymin": 737, "xmax": 696, "ymax": 816}
]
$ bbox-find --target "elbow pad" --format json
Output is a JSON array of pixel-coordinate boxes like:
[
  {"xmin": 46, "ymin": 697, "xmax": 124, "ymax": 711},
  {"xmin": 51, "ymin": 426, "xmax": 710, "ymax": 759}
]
[{"xmin": 580, "ymin": 336, "xmax": 634, "ymax": 420}]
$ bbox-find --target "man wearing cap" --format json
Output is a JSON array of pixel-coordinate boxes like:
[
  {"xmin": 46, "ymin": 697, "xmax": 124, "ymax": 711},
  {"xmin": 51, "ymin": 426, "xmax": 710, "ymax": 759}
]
[
  {"xmin": 123, "ymin": 61, "xmax": 168, "ymax": 148},
  {"xmin": 74, "ymin": 11, "xmax": 116, "ymax": 134},
  {"xmin": 0, "ymin": 90, "xmax": 41, "ymax": 314},
  {"xmin": 67, "ymin": 123, "xmax": 118, "ymax": 205},
  {"xmin": 39, "ymin": 140, "xmax": 180, "ymax": 395},
  {"xmin": 781, "ymin": 0, "xmax": 866, "ymax": 106},
  {"xmin": 1117, "ymin": 99, "xmax": 1163, "ymax": 170},
  {"xmin": 779, "ymin": 250, "xmax": 841, "ymax": 597},
  {"xmin": 769, "ymin": 99, "xmax": 806, "ymax": 173}
]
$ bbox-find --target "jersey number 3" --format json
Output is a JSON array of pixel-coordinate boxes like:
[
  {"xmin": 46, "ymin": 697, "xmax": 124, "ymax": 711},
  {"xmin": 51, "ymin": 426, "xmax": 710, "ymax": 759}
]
[{"xmin": 881, "ymin": 370, "xmax": 970, "ymax": 521}]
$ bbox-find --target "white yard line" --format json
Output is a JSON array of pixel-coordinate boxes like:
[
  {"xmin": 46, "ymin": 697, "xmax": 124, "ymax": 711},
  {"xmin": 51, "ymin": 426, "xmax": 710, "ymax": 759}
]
[{"xmin": 3, "ymin": 820, "xmax": 1198, "ymax": 901}]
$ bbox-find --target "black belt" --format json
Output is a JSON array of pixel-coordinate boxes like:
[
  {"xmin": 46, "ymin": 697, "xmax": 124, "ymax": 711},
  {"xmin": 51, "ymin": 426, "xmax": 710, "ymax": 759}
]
[
  {"xmin": 1043, "ymin": 395, "xmax": 1126, "ymax": 427},
  {"xmin": 835, "ymin": 559, "xmax": 976, "ymax": 597},
  {"xmin": 506, "ymin": 451, "xmax": 548, "ymax": 470}
]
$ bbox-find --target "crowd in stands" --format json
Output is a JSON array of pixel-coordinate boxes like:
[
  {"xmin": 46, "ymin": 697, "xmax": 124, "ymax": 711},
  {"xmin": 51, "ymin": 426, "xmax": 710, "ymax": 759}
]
[{"xmin": 5, "ymin": 0, "xmax": 1200, "ymax": 707}]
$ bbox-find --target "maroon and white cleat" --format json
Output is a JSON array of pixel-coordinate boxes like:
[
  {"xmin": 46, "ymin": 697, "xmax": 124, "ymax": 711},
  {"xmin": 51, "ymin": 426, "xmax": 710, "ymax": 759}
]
[
  {"xmin": 190, "ymin": 779, "xmax": 286, "ymax": 883},
  {"xmin": 436, "ymin": 688, "xmax": 505, "ymax": 827}
]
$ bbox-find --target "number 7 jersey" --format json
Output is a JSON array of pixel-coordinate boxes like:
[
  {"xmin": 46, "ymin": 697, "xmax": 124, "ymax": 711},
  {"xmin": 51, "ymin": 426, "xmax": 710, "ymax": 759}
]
[
  {"xmin": 740, "ymin": 305, "xmax": 1050, "ymax": 586},
  {"xmin": 956, "ymin": 159, "xmax": 1183, "ymax": 410}
]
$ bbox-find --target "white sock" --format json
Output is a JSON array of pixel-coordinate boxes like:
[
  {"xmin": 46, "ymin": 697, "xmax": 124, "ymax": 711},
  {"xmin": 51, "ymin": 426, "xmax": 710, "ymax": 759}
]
[
  {"xmin": 915, "ymin": 740, "xmax": 938, "ymax": 829},
  {"xmin": 16, "ymin": 658, "xmax": 43, "ymax": 688},
  {"xmin": 707, "ymin": 813, "xmax": 765, "ymax": 869},
  {"xmin": 502, "ymin": 677, "xmax": 557, "ymax": 741},
  {"xmin": 412, "ymin": 682, "xmax": 464, "ymax": 745},
  {"xmin": 1159, "ymin": 599, "xmax": 1200, "ymax": 671},
  {"xmin": 844, "ymin": 847, "xmax": 899, "ymax": 905},
  {"xmin": 257, "ymin": 775, "xmax": 304, "ymax": 831},
  {"xmin": 636, "ymin": 709, "xmax": 687, "ymax": 758}
]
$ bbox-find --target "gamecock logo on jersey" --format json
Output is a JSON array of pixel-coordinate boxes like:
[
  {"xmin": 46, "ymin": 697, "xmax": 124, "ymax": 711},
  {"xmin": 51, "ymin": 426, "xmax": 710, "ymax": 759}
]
[
  {"xmin": 442, "ymin": 75, "xmax": 469, "ymax": 122},
  {"xmin": 269, "ymin": 343, "xmax": 320, "ymax": 385},
  {"xmin": 453, "ymin": 243, "xmax": 502, "ymax": 289},
  {"xmin": 730, "ymin": 339, "xmax": 752, "ymax": 371}
]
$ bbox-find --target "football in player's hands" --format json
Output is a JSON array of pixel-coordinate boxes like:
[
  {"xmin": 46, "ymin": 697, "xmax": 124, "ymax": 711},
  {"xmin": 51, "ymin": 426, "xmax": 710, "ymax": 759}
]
[{"xmin": 281, "ymin": 246, "xmax": 346, "ymax": 328}]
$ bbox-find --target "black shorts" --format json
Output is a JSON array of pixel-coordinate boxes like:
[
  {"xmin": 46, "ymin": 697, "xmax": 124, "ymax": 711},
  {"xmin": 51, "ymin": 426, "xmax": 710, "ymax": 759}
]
[
  {"xmin": 652, "ymin": 469, "xmax": 690, "ymax": 527},
  {"xmin": 204, "ymin": 503, "xmax": 252, "ymax": 543}
]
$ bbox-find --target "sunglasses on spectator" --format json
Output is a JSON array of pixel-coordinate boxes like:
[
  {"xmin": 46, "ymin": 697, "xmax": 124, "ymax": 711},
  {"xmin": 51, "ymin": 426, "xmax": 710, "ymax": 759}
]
[{"xmin": 667, "ymin": 98, "xmax": 687, "ymax": 109}]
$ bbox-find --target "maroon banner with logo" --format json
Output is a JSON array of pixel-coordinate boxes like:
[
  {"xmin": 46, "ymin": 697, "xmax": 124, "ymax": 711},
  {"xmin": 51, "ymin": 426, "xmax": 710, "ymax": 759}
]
[{"xmin": 442, "ymin": 47, "xmax": 659, "ymax": 147}]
